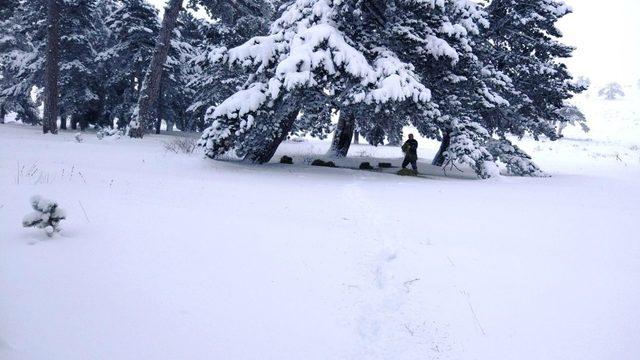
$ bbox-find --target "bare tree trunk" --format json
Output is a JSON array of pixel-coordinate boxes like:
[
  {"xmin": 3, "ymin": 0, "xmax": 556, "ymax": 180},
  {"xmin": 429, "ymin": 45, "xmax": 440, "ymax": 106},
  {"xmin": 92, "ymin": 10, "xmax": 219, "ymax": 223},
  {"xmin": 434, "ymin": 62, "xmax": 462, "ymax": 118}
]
[
  {"xmin": 130, "ymin": 0, "xmax": 182, "ymax": 138},
  {"xmin": 432, "ymin": 131, "xmax": 451, "ymax": 166},
  {"xmin": 244, "ymin": 109, "xmax": 299, "ymax": 164},
  {"xmin": 0, "ymin": 104, "xmax": 5, "ymax": 124},
  {"xmin": 42, "ymin": 0, "xmax": 60, "ymax": 134},
  {"xmin": 155, "ymin": 81, "xmax": 164, "ymax": 134},
  {"xmin": 59, "ymin": 107, "xmax": 67, "ymax": 130},
  {"xmin": 328, "ymin": 110, "xmax": 354, "ymax": 157},
  {"xmin": 70, "ymin": 114, "xmax": 79, "ymax": 130},
  {"xmin": 353, "ymin": 130, "xmax": 359, "ymax": 144}
]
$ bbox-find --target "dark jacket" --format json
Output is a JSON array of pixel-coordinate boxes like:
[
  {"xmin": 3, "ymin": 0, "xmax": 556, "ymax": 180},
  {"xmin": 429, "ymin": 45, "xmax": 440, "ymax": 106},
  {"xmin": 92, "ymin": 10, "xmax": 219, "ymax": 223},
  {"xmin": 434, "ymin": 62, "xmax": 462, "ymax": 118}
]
[{"xmin": 402, "ymin": 139, "xmax": 418, "ymax": 161}]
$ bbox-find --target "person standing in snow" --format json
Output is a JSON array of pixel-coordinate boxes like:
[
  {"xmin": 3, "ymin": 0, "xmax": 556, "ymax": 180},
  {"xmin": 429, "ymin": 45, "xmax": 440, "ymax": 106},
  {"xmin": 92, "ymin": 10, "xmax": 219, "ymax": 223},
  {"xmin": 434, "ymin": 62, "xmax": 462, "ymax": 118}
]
[{"xmin": 401, "ymin": 134, "xmax": 419, "ymax": 172}]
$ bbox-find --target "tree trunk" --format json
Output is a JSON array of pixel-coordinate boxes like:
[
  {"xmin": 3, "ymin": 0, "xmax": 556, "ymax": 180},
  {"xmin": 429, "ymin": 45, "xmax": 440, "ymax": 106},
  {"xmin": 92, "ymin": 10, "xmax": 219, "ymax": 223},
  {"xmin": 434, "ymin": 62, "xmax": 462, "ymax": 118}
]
[
  {"xmin": 101, "ymin": 111, "xmax": 111, "ymax": 128},
  {"xmin": 155, "ymin": 81, "xmax": 164, "ymax": 134},
  {"xmin": 131, "ymin": 0, "xmax": 182, "ymax": 138},
  {"xmin": 328, "ymin": 110, "xmax": 354, "ymax": 157},
  {"xmin": 244, "ymin": 109, "xmax": 299, "ymax": 164},
  {"xmin": 70, "ymin": 114, "xmax": 79, "ymax": 130},
  {"xmin": 0, "ymin": 104, "xmax": 5, "ymax": 124},
  {"xmin": 432, "ymin": 131, "xmax": 451, "ymax": 166},
  {"xmin": 80, "ymin": 113, "xmax": 89, "ymax": 131},
  {"xmin": 42, "ymin": 0, "xmax": 60, "ymax": 134},
  {"xmin": 59, "ymin": 107, "xmax": 66, "ymax": 130},
  {"xmin": 353, "ymin": 130, "xmax": 359, "ymax": 144}
]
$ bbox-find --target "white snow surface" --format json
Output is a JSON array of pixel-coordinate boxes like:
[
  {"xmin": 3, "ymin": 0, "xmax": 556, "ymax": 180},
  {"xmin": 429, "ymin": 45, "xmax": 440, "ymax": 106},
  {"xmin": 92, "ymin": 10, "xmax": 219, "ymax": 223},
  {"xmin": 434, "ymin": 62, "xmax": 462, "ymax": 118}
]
[{"xmin": 1, "ymin": 94, "xmax": 640, "ymax": 360}]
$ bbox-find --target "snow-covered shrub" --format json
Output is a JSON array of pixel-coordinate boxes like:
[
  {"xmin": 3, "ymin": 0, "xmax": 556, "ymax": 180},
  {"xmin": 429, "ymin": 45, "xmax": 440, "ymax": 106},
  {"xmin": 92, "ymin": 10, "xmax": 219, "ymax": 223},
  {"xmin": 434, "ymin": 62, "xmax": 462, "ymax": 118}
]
[
  {"xmin": 74, "ymin": 133, "xmax": 84, "ymax": 143},
  {"xmin": 163, "ymin": 137, "xmax": 197, "ymax": 154},
  {"xmin": 96, "ymin": 127, "xmax": 123, "ymax": 140},
  {"xmin": 486, "ymin": 139, "xmax": 548, "ymax": 177},
  {"xmin": 598, "ymin": 83, "xmax": 625, "ymax": 100},
  {"xmin": 22, "ymin": 195, "xmax": 66, "ymax": 237},
  {"xmin": 575, "ymin": 76, "xmax": 591, "ymax": 90}
]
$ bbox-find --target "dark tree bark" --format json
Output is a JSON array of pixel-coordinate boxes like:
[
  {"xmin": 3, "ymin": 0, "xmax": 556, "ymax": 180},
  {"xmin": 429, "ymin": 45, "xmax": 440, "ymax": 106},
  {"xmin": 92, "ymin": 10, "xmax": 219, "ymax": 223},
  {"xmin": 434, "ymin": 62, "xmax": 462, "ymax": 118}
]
[
  {"xmin": 70, "ymin": 114, "xmax": 79, "ymax": 130},
  {"xmin": 328, "ymin": 110, "xmax": 355, "ymax": 157},
  {"xmin": 244, "ymin": 109, "xmax": 300, "ymax": 164},
  {"xmin": 130, "ymin": 0, "xmax": 182, "ymax": 138},
  {"xmin": 101, "ymin": 111, "xmax": 111, "ymax": 128},
  {"xmin": 432, "ymin": 131, "xmax": 451, "ymax": 166},
  {"xmin": 42, "ymin": 0, "xmax": 60, "ymax": 134},
  {"xmin": 154, "ymin": 81, "xmax": 164, "ymax": 134},
  {"xmin": 80, "ymin": 112, "xmax": 90, "ymax": 131},
  {"xmin": 353, "ymin": 130, "xmax": 360, "ymax": 144},
  {"xmin": 59, "ymin": 111, "xmax": 67, "ymax": 130},
  {"xmin": 0, "ymin": 103, "xmax": 5, "ymax": 124}
]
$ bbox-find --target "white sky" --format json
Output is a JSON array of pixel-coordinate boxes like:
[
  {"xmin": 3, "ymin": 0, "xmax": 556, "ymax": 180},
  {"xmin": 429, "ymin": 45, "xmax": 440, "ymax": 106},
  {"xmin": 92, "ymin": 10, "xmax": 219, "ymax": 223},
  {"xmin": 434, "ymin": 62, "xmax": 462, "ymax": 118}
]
[
  {"xmin": 560, "ymin": 0, "xmax": 640, "ymax": 87},
  {"xmin": 152, "ymin": 0, "xmax": 640, "ymax": 87}
]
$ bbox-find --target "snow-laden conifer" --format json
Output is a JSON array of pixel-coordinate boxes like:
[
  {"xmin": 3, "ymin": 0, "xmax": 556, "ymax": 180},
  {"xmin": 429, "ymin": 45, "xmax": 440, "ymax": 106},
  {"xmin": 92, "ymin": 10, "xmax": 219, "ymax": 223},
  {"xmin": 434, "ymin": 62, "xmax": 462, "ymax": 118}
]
[
  {"xmin": 485, "ymin": 0, "xmax": 586, "ymax": 139},
  {"xmin": 22, "ymin": 195, "xmax": 66, "ymax": 237},
  {"xmin": 199, "ymin": 0, "xmax": 437, "ymax": 163},
  {"xmin": 598, "ymin": 82, "xmax": 625, "ymax": 100}
]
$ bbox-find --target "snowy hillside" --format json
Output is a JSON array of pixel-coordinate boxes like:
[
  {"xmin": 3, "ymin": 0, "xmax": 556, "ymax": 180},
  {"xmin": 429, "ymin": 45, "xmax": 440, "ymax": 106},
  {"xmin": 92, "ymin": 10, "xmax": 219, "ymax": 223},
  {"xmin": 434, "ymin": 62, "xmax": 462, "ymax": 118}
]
[{"xmin": 1, "ymin": 93, "xmax": 639, "ymax": 360}]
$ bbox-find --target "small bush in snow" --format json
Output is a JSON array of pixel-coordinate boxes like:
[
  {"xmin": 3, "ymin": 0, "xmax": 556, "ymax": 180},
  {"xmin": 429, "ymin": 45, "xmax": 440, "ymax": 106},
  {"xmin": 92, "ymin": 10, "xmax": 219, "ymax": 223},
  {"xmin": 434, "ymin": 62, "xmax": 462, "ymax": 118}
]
[
  {"xmin": 163, "ymin": 137, "xmax": 198, "ymax": 154},
  {"xmin": 22, "ymin": 195, "xmax": 66, "ymax": 237},
  {"xmin": 598, "ymin": 83, "xmax": 625, "ymax": 100},
  {"xmin": 96, "ymin": 127, "xmax": 123, "ymax": 140},
  {"xmin": 74, "ymin": 133, "xmax": 84, "ymax": 143}
]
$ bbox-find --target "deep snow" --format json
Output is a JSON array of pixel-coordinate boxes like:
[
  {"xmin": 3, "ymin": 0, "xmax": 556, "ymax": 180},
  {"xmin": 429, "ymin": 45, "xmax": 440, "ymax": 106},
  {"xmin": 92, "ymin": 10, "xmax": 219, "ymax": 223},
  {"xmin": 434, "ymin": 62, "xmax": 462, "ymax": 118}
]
[{"xmin": 1, "ymin": 93, "xmax": 640, "ymax": 360}]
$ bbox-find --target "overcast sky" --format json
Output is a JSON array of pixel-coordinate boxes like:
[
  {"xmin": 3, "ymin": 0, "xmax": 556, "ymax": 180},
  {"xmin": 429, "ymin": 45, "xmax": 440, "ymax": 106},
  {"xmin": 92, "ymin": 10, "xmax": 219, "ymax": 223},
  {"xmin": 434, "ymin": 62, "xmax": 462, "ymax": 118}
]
[
  {"xmin": 560, "ymin": 0, "xmax": 640, "ymax": 86},
  {"xmin": 151, "ymin": 0, "xmax": 640, "ymax": 87}
]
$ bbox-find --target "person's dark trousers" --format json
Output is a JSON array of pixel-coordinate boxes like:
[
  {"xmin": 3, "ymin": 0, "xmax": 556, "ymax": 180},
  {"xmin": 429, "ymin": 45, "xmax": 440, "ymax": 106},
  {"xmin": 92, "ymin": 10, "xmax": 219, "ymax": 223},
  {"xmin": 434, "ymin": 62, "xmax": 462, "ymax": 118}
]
[{"xmin": 402, "ymin": 157, "xmax": 417, "ymax": 171}]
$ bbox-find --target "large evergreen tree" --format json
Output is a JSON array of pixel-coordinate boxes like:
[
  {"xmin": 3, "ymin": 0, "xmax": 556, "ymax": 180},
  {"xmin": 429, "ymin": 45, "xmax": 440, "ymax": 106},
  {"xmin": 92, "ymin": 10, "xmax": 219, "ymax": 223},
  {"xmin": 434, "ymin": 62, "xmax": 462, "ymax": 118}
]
[
  {"xmin": 130, "ymin": 0, "xmax": 183, "ymax": 138},
  {"xmin": 0, "ymin": 0, "xmax": 46, "ymax": 125},
  {"xmin": 99, "ymin": 0, "xmax": 159, "ymax": 129},
  {"xmin": 198, "ymin": 0, "xmax": 437, "ymax": 164},
  {"xmin": 485, "ymin": 0, "xmax": 585, "ymax": 140},
  {"xmin": 154, "ymin": 11, "xmax": 202, "ymax": 133},
  {"xmin": 58, "ymin": 0, "xmax": 103, "ymax": 130}
]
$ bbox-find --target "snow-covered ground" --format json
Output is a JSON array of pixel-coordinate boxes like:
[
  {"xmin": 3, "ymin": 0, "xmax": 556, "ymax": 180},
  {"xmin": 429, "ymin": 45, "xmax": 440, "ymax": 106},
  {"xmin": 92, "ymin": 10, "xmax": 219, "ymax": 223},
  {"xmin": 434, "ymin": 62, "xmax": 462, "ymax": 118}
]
[{"xmin": 1, "ymin": 93, "xmax": 639, "ymax": 360}]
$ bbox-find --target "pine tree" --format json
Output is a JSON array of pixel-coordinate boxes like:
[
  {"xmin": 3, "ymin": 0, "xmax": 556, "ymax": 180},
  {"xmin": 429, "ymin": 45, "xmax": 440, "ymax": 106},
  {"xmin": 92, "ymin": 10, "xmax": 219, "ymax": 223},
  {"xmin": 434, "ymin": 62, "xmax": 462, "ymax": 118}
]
[
  {"xmin": 43, "ymin": 0, "xmax": 61, "ymax": 134},
  {"xmin": 130, "ymin": 0, "xmax": 183, "ymax": 138},
  {"xmin": 381, "ymin": 0, "xmax": 513, "ymax": 177},
  {"xmin": 186, "ymin": 0, "xmax": 275, "ymax": 132},
  {"xmin": 58, "ymin": 0, "xmax": 103, "ymax": 130},
  {"xmin": 154, "ymin": 11, "xmax": 201, "ymax": 133},
  {"xmin": 598, "ymin": 82, "xmax": 625, "ymax": 100},
  {"xmin": 0, "ymin": 0, "xmax": 46, "ymax": 125},
  {"xmin": 99, "ymin": 0, "xmax": 159, "ymax": 129},
  {"xmin": 485, "ymin": 0, "xmax": 585, "ymax": 140},
  {"xmin": 199, "ymin": 0, "xmax": 437, "ymax": 164}
]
